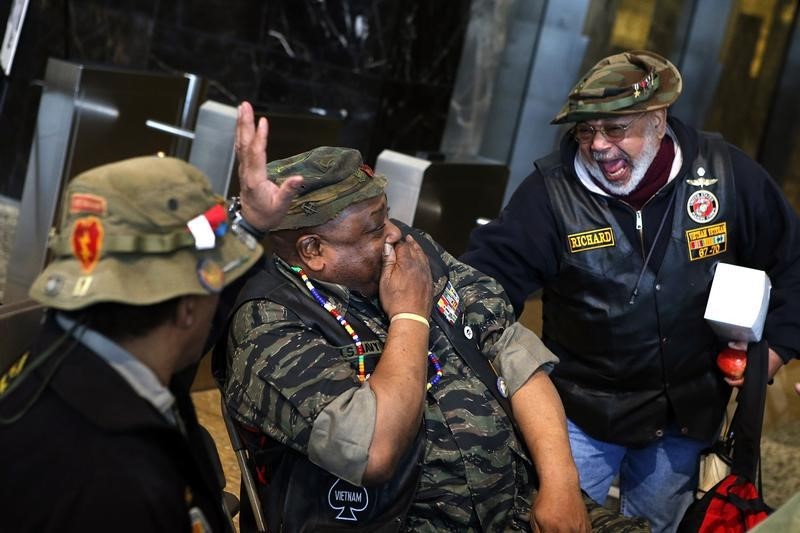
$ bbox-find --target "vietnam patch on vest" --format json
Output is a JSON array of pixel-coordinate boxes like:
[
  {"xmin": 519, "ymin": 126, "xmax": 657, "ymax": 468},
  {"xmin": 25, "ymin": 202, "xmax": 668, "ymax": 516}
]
[
  {"xmin": 686, "ymin": 222, "xmax": 727, "ymax": 261},
  {"xmin": 567, "ymin": 227, "xmax": 615, "ymax": 253},
  {"xmin": 328, "ymin": 478, "xmax": 369, "ymax": 521}
]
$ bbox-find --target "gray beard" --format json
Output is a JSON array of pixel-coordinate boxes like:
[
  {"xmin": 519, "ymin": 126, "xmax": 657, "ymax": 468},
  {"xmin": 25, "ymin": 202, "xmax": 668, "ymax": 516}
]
[{"xmin": 584, "ymin": 133, "xmax": 662, "ymax": 196}]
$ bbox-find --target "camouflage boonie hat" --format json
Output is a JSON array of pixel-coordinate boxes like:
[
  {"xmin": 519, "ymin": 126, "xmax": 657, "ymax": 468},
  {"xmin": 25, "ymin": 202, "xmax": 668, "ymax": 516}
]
[
  {"xmin": 267, "ymin": 146, "xmax": 387, "ymax": 231},
  {"xmin": 551, "ymin": 50, "xmax": 682, "ymax": 124},
  {"xmin": 30, "ymin": 156, "xmax": 263, "ymax": 310}
]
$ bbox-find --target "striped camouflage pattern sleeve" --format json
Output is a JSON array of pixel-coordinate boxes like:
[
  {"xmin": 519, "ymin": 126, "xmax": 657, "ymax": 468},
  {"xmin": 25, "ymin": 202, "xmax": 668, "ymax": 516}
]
[
  {"xmin": 223, "ymin": 297, "xmax": 375, "ymax": 477},
  {"xmin": 416, "ymin": 230, "xmax": 553, "ymax": 394}
]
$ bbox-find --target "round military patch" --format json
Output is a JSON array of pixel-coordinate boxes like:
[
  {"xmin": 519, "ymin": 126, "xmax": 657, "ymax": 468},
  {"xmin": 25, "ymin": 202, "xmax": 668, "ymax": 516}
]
[
  {"xmin": 687, "ymin": 190, "xmax": 719, "ymax": 223},
  {"xmin": 196, "ymin": 258, "xmax": 224, "ymax": 293},
  {"xmin": 43, "ymin": 275, "xmax": 64, "ymax": 297}
]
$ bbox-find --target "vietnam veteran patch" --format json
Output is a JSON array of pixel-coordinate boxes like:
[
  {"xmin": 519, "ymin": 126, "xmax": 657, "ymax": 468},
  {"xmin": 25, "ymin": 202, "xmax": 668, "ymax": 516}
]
[
  {"xmin": 568, "ymin": 227, "xmax": 615, "ymax": 253},
  {"xmin": 686, "ymin": 222, "xmax": 727, "ymax": 261}
]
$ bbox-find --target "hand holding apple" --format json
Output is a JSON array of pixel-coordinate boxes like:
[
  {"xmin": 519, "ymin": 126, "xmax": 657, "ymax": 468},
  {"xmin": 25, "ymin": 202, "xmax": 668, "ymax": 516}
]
[{"xmin": 717, "ymin": 346, "xmax": 747, "ymax": 380}]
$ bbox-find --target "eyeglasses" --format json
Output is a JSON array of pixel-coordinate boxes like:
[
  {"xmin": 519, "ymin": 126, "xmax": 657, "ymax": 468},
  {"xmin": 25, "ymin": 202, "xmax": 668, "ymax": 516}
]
[{"xmin": 572, "ymin": 114, "xmax": 645, "ymax": 144}]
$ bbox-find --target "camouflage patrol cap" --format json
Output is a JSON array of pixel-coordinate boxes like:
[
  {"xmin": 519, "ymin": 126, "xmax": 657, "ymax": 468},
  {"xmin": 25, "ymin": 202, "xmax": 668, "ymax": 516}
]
[
  {"xmin": 267, "ymin": 146, "xmax": 387, "ymax": 231},
  {"xmin": 551, "ymin": 50, "xmax": 682, "ymax": 124},
  {"xmin": 30, "ymin": 156, "xmax": 263, "ymax": 310}
]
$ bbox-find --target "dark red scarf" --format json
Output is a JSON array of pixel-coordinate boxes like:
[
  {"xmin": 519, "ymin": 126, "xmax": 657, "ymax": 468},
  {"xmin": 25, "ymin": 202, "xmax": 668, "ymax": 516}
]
[{"xmin": 591, "ymin": 135, "xmax": 675, "ymax": 210}]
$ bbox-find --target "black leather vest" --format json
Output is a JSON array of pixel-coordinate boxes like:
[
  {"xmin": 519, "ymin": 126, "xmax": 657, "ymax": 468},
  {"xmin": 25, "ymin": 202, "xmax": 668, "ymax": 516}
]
[
  {"xmin": 540, "ymin": 133, "xmax": 735, "ymax": 445},
  {"xmin": 219, "ymin": 259, "xmax": 422, "ymax": 533}
]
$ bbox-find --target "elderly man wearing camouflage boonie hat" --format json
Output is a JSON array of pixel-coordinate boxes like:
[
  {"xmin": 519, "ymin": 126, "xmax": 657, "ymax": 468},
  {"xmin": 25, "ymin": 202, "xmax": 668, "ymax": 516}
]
[
  {"xmin": 216, "ymin": 103, "xmax": 656, "ymax": 532},
  {"xmin": 463, "ymin": 50, "xmax": 800, "ymax": 532},
  {"xmin": 0, "ymin": 155, "xmax": 299, "ymax": 532}
]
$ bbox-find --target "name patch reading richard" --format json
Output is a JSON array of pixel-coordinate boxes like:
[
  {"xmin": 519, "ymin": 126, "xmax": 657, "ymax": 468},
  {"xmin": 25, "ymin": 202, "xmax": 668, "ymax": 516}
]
[{"xmin": 568, "ymin": 227, "xmax": 616, "ymax": 253}]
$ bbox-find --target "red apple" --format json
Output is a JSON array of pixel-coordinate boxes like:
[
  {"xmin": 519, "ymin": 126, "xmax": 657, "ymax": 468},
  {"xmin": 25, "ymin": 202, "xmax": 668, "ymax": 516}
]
[{"xmin": 717, "ymin": 347, "xmax": 747, "ymax": 380}]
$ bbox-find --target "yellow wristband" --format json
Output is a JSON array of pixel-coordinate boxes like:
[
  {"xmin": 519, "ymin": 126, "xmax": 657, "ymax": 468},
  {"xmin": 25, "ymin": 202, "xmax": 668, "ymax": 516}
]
[{"xmin": 390, "ymin": 312, "xmax": 429, "ymax": 327}]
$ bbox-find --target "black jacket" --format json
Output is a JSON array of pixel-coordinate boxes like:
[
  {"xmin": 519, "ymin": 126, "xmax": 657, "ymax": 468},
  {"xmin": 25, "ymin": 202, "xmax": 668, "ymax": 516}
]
[
  {"xmin": 462, "ymin": 117, "xmax": 800, "ymax": 444},
  {"xmin": 0, "ymin": 318, "xmax": 230, "ymax": 533}
]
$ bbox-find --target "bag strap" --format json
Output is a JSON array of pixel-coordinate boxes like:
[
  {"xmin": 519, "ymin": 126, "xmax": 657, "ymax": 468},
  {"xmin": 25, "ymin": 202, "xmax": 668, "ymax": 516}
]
[{"xmin": 730, "ymin": 340, "xmax": 769, "ymax": 482}]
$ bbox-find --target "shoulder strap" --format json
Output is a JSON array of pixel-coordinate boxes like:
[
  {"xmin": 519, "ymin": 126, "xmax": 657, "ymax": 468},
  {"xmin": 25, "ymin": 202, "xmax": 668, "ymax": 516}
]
[{"xmin": 398, "ymin": 222, "xmax": 526, "ymax": 446}]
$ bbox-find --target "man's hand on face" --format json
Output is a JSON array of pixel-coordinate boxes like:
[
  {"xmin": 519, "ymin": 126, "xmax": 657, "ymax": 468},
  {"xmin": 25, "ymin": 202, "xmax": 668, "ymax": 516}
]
[
  {"xmin": 235, "ymin": 101, "xmax": 304, "ymax": 232},
  {"xmin": 379, "ymin": 235, "xmax": 433, "ymax": 320}
]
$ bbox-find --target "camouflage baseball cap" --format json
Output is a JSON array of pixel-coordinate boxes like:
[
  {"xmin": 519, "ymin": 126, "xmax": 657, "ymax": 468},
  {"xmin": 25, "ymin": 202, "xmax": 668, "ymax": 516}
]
[
  {"xmin": 267, "ymin": 146, "xmax": 387, "ymax": 231},
  {"xmin": 551, "ymin": 50, "xmax": 682, "ymax": 124},
  {"xmin": 29, "ymin": 156, "xmax": 263, "ymax": 310}
]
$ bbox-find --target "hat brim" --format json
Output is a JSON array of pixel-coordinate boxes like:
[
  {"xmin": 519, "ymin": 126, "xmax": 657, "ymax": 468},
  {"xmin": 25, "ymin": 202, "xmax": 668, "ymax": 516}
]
[{"xmin": 29, "ymin": 230, "xmax": 262, "ymax": 310}]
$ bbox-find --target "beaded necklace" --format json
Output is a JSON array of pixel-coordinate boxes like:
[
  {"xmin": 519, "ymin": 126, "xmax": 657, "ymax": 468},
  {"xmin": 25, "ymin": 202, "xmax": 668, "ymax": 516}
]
[{"xmin": 291, "ymin": 266, "xmax": 443, "ymax": 389}]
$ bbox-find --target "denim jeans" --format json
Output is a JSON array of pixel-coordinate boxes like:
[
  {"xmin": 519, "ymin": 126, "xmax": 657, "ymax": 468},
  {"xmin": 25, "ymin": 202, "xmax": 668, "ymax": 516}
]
[{"xmin": 567, "ymin": 419, "xmax": 709, "ymax": 533}]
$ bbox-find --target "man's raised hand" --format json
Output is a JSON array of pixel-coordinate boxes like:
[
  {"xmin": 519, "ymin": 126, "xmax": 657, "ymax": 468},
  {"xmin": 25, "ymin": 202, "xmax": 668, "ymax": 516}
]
[{"xmin": 235, "ymin": 101, "xmax": 303, "ymax": 232}]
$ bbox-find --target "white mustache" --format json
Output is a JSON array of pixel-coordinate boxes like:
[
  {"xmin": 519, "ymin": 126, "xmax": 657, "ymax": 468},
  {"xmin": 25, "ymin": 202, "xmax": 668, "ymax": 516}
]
[{"xmin": 592, "ymin": 150, "xmax": 630, "ymax": 163}]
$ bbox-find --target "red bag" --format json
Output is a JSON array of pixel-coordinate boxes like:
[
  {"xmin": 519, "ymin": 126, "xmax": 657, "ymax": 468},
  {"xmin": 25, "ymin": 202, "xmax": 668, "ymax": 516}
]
[
  {"xmin": 680, "ymin": 474, "xmax": 770, "ymax": 532},
  {"xmin": 678, "ymin": 341, "xmax": 772, "ymax": 532}
]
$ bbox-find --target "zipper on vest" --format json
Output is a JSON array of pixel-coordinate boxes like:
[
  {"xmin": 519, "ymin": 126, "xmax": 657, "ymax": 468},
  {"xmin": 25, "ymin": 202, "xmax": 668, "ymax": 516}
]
[
  {"xmin": 628, "ymin": 189, "xmax": 678, "ymax": 304},
  {"xmin": 635, "ymin": 210, "xmax": 645, "ymax": 258}
]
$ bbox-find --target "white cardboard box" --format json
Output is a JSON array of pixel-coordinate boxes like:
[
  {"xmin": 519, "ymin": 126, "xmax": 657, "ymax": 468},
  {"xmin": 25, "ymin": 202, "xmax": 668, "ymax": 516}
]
[{"xmin": 704, "ymin": 263, "xmax": 771, "ymax": 342}]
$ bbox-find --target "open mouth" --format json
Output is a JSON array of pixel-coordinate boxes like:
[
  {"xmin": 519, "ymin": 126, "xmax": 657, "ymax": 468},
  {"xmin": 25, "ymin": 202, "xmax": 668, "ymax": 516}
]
[
  {"xmin": 594, "ymin": 152, "xmax": 631, "ymax": 181},
  {"xmin": 600, "ymin": 159, "xmax": 629, "ymax": 179}
]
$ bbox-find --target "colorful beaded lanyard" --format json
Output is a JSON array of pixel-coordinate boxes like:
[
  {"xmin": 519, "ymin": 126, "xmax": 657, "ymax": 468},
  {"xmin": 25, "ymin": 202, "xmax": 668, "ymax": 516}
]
[{"xmin": 291, "ymin": 266, "xmax": 443, "ymax": 390}]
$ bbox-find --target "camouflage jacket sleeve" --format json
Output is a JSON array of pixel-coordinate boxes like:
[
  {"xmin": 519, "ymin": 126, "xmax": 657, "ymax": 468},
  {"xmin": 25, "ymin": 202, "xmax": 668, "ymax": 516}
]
[
  {"xmin": 419, "ymin": 231, "xmax": 559, "ymax": 398},
  {"xmin": 225, "ymin": 298, "xmax": 377, "ymax": 486}
]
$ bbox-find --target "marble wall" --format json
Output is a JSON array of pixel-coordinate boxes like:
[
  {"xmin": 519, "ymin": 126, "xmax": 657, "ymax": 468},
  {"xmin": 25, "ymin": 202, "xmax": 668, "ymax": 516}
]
[{"xmin": 0, "ymin": 0, "xmax": 471, "ymax": 199}]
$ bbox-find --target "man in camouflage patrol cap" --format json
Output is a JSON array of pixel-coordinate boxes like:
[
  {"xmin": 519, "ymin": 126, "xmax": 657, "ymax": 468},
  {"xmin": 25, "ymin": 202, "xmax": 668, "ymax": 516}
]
[
  {"xmin": 0, "ymin": 155, "xmax": 295, "ymax": 532},
  {"xmin": 463, "ymin": 50, "xmax": 800, "ymax": 532},
  {"xmin": 220, "ymin": 102, "xmax": 653, "ymax": 532}
]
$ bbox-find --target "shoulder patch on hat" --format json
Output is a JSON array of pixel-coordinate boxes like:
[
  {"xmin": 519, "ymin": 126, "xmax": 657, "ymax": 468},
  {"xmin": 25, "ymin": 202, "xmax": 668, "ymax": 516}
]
[
  {"xmin": 70, "ymin": 193, "xmax": 107, "ymax": 215},
  {"xmin": 71, "ymin": 216, "xmax": 104, "ymax": 273},
  {"xmin": 317, "ymin": 156, "xmax": 337, "ymax": 169}
]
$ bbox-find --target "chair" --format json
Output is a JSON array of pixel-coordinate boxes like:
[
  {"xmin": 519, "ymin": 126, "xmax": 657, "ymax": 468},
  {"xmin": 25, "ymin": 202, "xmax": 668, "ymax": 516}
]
[{"xmin": 220, "ymin": 398, "xmax": 268, "ymax": 533}]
